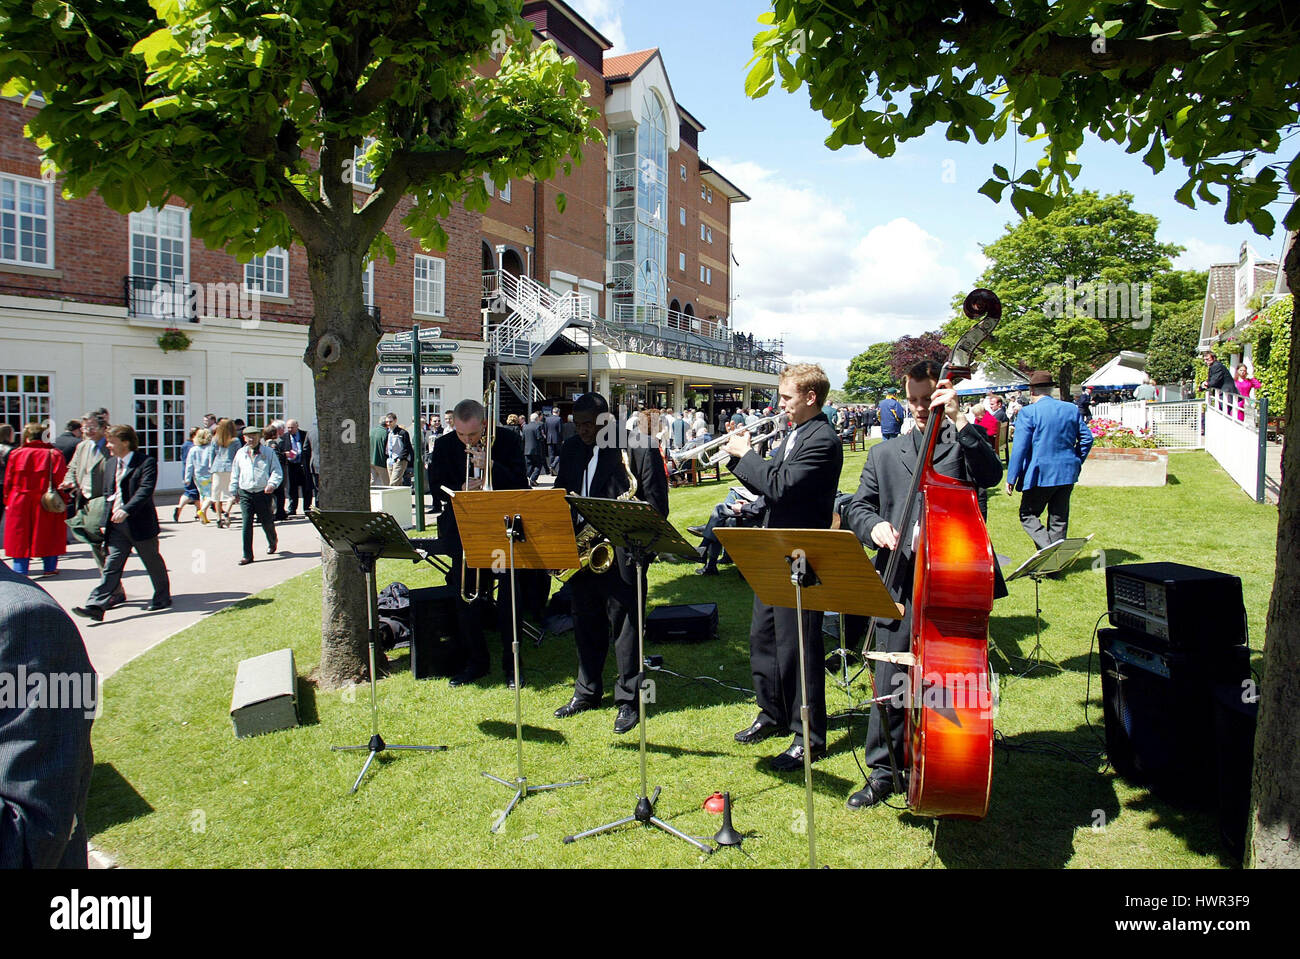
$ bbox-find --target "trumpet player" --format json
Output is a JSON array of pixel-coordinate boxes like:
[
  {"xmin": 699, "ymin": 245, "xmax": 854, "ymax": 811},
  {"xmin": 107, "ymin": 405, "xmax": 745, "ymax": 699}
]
[
  {"xmin": 553, "ymin": 392, "xmax": 668, "ymax": 735},
  {"xmin": 427, "ymin": 397, "xmax": 529, "ymax": 688}
]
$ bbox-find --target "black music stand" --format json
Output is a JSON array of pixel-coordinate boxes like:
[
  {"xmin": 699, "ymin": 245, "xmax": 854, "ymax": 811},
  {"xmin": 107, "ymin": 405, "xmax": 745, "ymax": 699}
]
[
  {"xmin": 714, "ymin": 527, "xmax": 900, "ymax": 869},
  {"xmin": 450, "ymin": 489, "xmax": 586, "ymax": 832},
  {"xmin": 560, "ymin": 495, "xmax": 711, "ymax": 855},
  {"xmin": 1004, "ymin": 535, "xmax": 1093, "ymax": 677},
  {"xmin": 309, "ymin": 509, "xmax": 446, "ymax": 793}
]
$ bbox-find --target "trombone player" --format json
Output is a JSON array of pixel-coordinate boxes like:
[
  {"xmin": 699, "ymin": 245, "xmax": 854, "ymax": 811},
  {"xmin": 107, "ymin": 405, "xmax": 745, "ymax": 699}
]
[
  {"xmin": 552, "ymin": 392, "xmax": 669, "ymax": 735},
  {"xmin": 427, "ymin": 397, "xmax": 529, "ymax": 688}
]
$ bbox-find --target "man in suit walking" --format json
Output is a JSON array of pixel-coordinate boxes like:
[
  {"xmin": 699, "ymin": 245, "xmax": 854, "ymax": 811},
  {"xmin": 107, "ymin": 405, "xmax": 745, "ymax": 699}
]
[
  {"xmin": 231, "ymin": 424, "xmax": 284, "ymax": 565},
  {"xmin": 878, "ymin": 389, "xmax": 906, "ymax": 439},
  {"xmin": 522, "ymin": 412, "xmax": 546, "ymax": 485},
  {"xmin": 552, "ymin": 392, "xmax": 669, "ymax": 735},
  {"xmin": 72, "ymin": 425, "xmax": 171, "ymax": 622},
  {"xmin": 1005, "ymin": 370, "xmax": 1094, "ymax": 552},
  {"xmin": 282, "ymin": 419, "xmax": 313, "ymax": 515},
  {"xmin": 725, "ymin": 363, "xmax": 842, "ymax": 771},
  {"xmin": 428, "ymin": 398, "xmax": 531, "ymax": 687},
  {"xmin": 384, "ymin": 413, "xmax": 415, "ymax": 486},
  {"xmin": 543, "ymin": 407, "xmax": 562, "ymax": 475},
  {"xmin": 0, "ymin": 559, "xmax": 97, "ymax": 867},
  {"xmin": 840, "ymin": 359, "xmax": 1004, "ymax": 808}
]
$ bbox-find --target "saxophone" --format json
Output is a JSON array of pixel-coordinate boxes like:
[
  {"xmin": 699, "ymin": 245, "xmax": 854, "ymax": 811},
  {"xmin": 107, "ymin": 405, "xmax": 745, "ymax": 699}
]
[{"xmin": 555, "ymin": 450, "xmax": 636, "ymax": 583}]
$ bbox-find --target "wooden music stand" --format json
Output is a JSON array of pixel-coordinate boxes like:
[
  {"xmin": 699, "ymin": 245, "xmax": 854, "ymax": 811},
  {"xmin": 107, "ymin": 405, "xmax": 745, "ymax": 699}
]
[
  {"xmin": 450, "ymin": 489, "xmax": 584, "ymax": 832},
  {"xmin": 714, "ymin": 526, "xmax": 901, "ymax": 869}
]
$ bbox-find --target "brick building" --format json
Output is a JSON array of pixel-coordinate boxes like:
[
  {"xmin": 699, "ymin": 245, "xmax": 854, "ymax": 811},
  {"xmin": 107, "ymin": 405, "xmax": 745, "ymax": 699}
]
[{"xmin": 0, "ymin": 0, "xmax": 780, "ymax": 489}]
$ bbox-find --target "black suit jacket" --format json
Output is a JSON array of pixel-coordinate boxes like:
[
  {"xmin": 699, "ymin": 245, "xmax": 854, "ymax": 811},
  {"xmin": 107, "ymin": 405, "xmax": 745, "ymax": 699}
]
[
  {"xmin": 523, "ymin": 421, "xmax": 544, "ymax": 456},
  {"xmin": 1207, "ymin": 360, "xmax": 1238, "ymax": 395},
  {"xmin": 842, "ymin": 421, "xmax": 1006, "ymax": 594},
  {"xmin": 544, "ymin": 414, "xmax": 562, "ymax": 445},
  {"xmin": 104, "ymin": 453, "xmax": 161, "ymax": 540},
  {"xmin": 557, "ymin": 432, "xmax": 668, "ymax": 584},
  {"xmin": 727, "ymin": 414, "xmax": 841, "ymax": 530},
  {"xmin": 286, "ymin": 429, "xmax": 312, "ymax": 470},
  {"xmin": 427, "ymin": 429, "xmax": 528, "ymax": 553}
]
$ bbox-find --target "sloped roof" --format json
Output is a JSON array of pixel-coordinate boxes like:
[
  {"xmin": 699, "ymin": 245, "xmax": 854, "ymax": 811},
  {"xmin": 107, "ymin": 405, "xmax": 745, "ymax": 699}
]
[
  {"xmin": 604, "ymin": 48, "xmax": 658, "ymax": 81},
  {"xmin": 1206, "ymin": 263, "xmax": 1235, "ymax": 329}
]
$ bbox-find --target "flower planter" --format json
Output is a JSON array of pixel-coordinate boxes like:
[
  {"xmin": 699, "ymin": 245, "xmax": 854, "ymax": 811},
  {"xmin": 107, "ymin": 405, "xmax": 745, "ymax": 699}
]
[{"xmin": 1078, "ymin": 448, "xmax": 1168, "ymax": 487}]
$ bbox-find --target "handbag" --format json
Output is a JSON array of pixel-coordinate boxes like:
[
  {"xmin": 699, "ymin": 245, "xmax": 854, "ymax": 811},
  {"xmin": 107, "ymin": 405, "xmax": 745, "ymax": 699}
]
[{"xmin": 41, "ymin": 457, "xmax": 69, "ymax": 514}]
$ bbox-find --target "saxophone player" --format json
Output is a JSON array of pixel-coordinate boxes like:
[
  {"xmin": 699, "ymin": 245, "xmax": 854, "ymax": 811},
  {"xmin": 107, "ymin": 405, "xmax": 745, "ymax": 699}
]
[
  {"xmin": 553, "ymin": 392, "xmax": 669, "ymax": 734},
  {"xmin": 427, "ymin": 397, "xmax": 529, "ymax": 688}
]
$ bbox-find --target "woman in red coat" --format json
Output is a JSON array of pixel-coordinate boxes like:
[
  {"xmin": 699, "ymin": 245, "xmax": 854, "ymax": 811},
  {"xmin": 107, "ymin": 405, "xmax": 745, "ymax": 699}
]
[{"xmin": 3, "ymin": 422, "xmax": 69, "ymax": 576}]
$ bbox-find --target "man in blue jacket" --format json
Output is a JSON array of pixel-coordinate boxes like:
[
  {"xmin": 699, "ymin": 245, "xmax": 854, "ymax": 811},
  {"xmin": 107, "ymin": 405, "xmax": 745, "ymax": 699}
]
[
  {"xmin": 1005, "ymin": 371, "xmax": 1094, "ymax": 552},
  {"xmin": 877, "ymin": 390, "xmax": 906, "ymax": 439}
]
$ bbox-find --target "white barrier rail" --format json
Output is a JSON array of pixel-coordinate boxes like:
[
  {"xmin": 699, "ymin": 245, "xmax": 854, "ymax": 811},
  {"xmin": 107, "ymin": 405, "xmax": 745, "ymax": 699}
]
[
  {"xmin": 1203, "ymin": 389, "xmax": 1267, "ymax": 502},
  {"xmin": 1090, "ymin": 400, "xmax": 1204, "ymax": 450}
]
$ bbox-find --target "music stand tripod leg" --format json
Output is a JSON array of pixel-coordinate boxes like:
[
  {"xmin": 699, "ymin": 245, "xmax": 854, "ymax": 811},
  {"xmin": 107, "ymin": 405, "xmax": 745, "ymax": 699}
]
[
  {"xmin": 1017, "ymin": 575, "xmax": 1063, "ymax": 677},
  {"xmin": 481, "ymin": 515, "xmax": 585, "ymax": 832},
  {"xmin": 793, "ymin": 569, "xmax": 818, "ymax": 870},
  {"xmin": 562, "ymin": 548, "xmax": 712, "ymax": 855}
]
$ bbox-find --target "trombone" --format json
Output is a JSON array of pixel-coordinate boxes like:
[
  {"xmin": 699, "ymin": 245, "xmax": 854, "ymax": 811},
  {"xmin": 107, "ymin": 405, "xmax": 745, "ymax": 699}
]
[
  {"xmin": 668, "ymin": 411, "xmax": 788, "ymax": 469},
  {"xmin": 460, "ymin": 381, "xmax": 496, "ymax": 603}
]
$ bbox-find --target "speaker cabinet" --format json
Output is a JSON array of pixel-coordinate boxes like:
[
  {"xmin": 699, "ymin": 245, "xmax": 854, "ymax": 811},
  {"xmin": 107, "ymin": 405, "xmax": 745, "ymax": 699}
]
[
  {"xmin": 409, "ymin": 585, "xmax": 462, "ymax": 679},
  {"xmin": 1099, "ymin": 628, "xmax": 1249, "ymax": 801},
  {"xmin": 646, "ymin": 603, "xmax": 718, "ymax": 643}
]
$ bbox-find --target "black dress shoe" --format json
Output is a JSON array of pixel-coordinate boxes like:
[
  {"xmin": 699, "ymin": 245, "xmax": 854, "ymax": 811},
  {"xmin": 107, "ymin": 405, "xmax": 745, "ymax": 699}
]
[
  {"xmin": 847, "ymin": 778, "xmax": 896, "ymax": 810},
  {"xmin": 769, "ymin": 743, "xmax": 826, "ymax": 772},
  {"xmin": 504, "ymin": 671, "xmax": 523, "ymax": 690},
  {"xmin": 146, "ymin": 599, "xmax": 172, "ymax": 611},
  {"xmin": 268, "ymin": 539, "xmax": 278, "ymax": 554},
  {"xmin": 449, "ymin": 667, "xmax": 488, "ymax": 687},
  {"xmin": 686, "ymin": 525, "xmax": 707, "ymax": 538},
  {"xmin": 554, "ymin": 695, "xmax": 598, "ymax": 719},
  {"xmin": 734, "ymin": 719, "xmax": 782, "ymax": 744},
  {"xmin": 613, "ymin": 703, "xmax": 639, "ymax": 734},
  {"xmin": 107, "ymin": 591, "xmax": 127, "ymax": 609},
  {"xmin": 695, "ymin": 563, "xmax": 719, "ymax": 576},
  {"xmin": 72, "ymin": 605, "xmax": 105, "ymax": 623},
  {"xmin": 238, "ymin": 557, "xmax": 254, "ymax": 566}
]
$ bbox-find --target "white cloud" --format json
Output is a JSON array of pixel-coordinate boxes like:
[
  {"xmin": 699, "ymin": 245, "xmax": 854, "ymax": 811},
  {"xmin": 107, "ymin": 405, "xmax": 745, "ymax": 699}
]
[
  {"xmin": 718, "ymin": 160, "xmax": 966, "ymax": 387},
  {"xmin": 566, "ymin": 0, "xmax": 627, "ymax": 55},
  {"xmin": 1174, "ymin": 237, "xmax": 1237, "ymax": 271}
]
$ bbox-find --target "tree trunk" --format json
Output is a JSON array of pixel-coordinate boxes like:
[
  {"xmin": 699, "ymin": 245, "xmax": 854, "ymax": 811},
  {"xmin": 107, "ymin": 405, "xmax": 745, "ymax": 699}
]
[
  {"xmin": 1058, "ymin": 362, "xmax": 1074, "ymax": 401},
  {"xmin": 304, "ymin": 244, "xmax": 382, "ymax": 688},
  {"xmin": 1247, "ymin": 235, "xmax": 1300, "ymax": 867}
]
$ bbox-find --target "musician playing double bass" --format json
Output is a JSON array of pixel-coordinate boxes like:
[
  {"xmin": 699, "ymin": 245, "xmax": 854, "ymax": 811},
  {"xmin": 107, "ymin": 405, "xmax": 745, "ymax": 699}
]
[
  {"xmin": 724, "ymin": 363, "xmax": 842, "ymax": 772},
  {"xmin": 427, "ymin": 397, "xmax": 529, "ymax": 689},
  {"xmin": 840, "ymin": 359, "xmax": 1005, "ymax": 809},
  {"xmin": 552, "ymin": 392, "xmax": 668, "ymax": 736}
]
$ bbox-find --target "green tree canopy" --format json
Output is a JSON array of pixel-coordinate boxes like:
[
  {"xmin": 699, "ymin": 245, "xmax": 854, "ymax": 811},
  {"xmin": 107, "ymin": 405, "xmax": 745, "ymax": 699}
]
[
  {"xmin": 942, "ymin": 191, "xmax": 1180, "ymax": 394},
  {"xmin": 1146, "ymin": 304, "xmax": 1203, "ymax": 385},
  {"xmin": 843, "ymin": 341, "xmax": 895, "ymax": 400},
  {"xmin": 0, "ymin": 0, "xmax": 601, "ymax": 685}
]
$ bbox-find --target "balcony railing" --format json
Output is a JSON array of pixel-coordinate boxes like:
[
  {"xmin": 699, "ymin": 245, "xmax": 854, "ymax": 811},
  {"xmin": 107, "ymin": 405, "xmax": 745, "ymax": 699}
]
[
  {"xmin": 124, "ymin": 275, "xmax": 198, "ymax": 322},
  {"xmin": 613, "ymin": 302, "xmax": 731, "ymax": 343},
  {"xmin": 590, "ymin": 316, "xmax": 785, "ymax": 376}
]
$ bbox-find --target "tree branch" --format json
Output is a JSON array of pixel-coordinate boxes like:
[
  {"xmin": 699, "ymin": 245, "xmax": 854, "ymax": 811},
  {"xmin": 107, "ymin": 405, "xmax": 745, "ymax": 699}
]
[{"xmin": 354, "ymin": 146, "xmax": 468, "ymax": 248}]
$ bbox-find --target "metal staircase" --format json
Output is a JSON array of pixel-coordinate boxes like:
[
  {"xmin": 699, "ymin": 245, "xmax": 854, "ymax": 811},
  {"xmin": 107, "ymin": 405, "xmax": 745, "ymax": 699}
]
[{"xmin": 483, "ymin": 270, "xmax": 592, "ymax": 363}]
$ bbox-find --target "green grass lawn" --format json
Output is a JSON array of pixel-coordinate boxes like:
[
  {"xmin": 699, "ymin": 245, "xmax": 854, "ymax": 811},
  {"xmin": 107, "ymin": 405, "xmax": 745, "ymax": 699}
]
[{"xmin": 87, "ymin": 447, "xmax": 1277, "ymax": 868}]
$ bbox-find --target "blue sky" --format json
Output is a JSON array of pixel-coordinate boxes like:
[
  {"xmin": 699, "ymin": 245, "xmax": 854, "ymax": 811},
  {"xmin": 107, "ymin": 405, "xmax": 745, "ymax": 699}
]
[{"xmin": 569, "ymin": 0, "xmax": 1293, "ymax": 387}]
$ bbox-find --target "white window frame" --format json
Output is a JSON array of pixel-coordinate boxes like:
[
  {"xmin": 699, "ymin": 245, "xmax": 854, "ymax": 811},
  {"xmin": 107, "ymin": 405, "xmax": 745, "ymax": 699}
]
[
  {"xmin": 0, "ymin": 371, "xmax": 53, "ymax": 433},
  {"xmin": 128, "ymin": 205, "xmax": 190, "ymax": 318},
  {"xmin": 500, "ymin": 180, "xmax": 512, "ymax": 203},
  {"xmin": 679, "ymin": 206, "xmax": 685, "ymax": 226},
  {"xmin": 701, "ymin": 184, "xmax": 706, "ymax": 200},
  {"xmin": 353, "ymin": 137, "xmax": 378, "ymax": 189},
  {"xmin": 245, "ymin": 380, "xmax": 287, "ymax": 424},
  {"xmin": 679, "ymin": 164, "xmax": 687, "ymax": 181},
  {"xmin": 1, "ymin": 173, "xmax": 54, "ymax": 269},
  {"xmin": 678, "ymin": 252, "xmax": 686, "ymax": 272},
  {"xmin": 699, "ymin": 264, "xmax": 706, "ymax": 282},
  {"xmin": 706, "ymin": 226, "xmax": 713, "ymax": 244},
  {"xmin": 706, "ymin": 267, "xmax": 713, "ymax": 285},
  {"xmin": 414, "ymin": 254, "xmax": 445, "ymax": 317},
  {"xmin": 243, "ymin": 247, "xmax": 289, "ymax": 297},
  {"xmin": 700, "ymin": 222, "xmax": 706, "ymax": 241},
  {"xmin": 362, "ymin": 261, "xmax": 375, "ymax": 307}
]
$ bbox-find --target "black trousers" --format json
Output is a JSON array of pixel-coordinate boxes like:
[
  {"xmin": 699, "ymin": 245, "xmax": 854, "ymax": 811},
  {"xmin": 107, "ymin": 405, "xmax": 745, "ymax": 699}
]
[
  {"xmin": 748, "ymin": 594, "xmax": 826, "ymax": 750},
  {"xmin": 287, "ymin": 463, "xmax": 313, "ymax": 513},
  {"xmin": 1018, "ymin": 483, "xmax": 1073, "ymax": 551},
  {"xmin": 571, "ymin": 566, "xmax": 644, "ymax": 706},
  {"xmin": 862, "ymin": 595, "xmax": 912, "ymax": 785},
  {"xmin": 87, "ymin": 522, "xmax": 170, "ymax": 608},
  {"xmin": 273, "ymin": 481, "xmax": 288, "ymax": 520},
  {"xmin": 546, "ymin": 442, "xmax": 561, "ymax": 474},
  {"xmin": 239, "ymin": 491, "xmax": 277, "ymax": 560},
  {"xmin": 526, "ymin": 453, "xmax": 546, "ymax": 484},
  {"xmin": 447, "ymin": 554, "xmax": 519, "ymax": 675}
]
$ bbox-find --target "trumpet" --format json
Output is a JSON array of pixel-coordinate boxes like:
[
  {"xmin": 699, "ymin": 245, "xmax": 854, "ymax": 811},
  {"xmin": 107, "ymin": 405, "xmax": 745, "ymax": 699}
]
[
  {"xmin": 669, "ymin": 412, "xmax": 788, "ymax": 469},
  {"xmin": 460, "ymin": 381, "xmax": 496, "ymax": 603}
]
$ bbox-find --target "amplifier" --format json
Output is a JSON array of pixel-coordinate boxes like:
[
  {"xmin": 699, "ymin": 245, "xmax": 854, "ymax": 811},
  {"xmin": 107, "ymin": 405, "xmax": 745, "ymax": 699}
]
[
  {"xmin": 408, "ymin": 585, "xmax": 461, "ymax": 679},
  {"xmin": 646, "ymin": 603, "xmax": 718, "ymax": 644},
  {"xmin": 1105, "ymin": 562, "xmax": 1246, "ymax": 650},
  {"xmin": 1099, "ymin": 628, "xmax": 1250, "ymax": 801}
]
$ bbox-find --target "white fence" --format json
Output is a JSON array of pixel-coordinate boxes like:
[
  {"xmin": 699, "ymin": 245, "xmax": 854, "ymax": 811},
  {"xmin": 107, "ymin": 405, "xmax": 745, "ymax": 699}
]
[
  {"xmin": 1203, "ymin": 389, "xmax": 1268, "ymax": 502},
  {"xmin": 1090, "ymin": 400, "xmax": 1204, "ymax": 450}
]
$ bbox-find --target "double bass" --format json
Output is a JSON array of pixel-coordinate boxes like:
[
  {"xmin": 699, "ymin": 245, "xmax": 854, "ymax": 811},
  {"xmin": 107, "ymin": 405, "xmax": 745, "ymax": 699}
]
[{"xmin": 864, "ymin": 288, "xmax": 1002, "ymax": 819}]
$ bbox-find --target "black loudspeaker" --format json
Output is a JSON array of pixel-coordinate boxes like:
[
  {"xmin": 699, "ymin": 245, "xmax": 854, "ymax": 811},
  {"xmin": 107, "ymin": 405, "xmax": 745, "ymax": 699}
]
[
  {"xmin": 1212, "ymin": 683, "xmax": 1259, "ymax": 862},
  {"xmin": 1099, "ymin": 628, "xmax": 1249, "ymax": 800},
  {"xmin": 646, "ymin": 603, "xmax": 718, "ymax": 643},
  {"xmin": 409, "ymin": 586, "xmax": 462, "ymax": 679},
  {"xmin": 1106, "ymin": 562, "xmax": 1247, "ymax": 651}
]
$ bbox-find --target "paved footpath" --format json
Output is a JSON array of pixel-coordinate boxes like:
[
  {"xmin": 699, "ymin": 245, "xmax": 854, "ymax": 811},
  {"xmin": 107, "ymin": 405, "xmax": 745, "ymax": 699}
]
[{"xmin": 12, "ymin": 497, "xmax": 325, "ymax": 680}]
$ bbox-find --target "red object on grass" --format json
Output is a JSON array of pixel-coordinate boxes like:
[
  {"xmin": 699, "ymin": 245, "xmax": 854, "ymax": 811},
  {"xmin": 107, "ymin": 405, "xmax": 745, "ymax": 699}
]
[{"xmin": 703, "ymin": 792, "xmax": 726, "ymax": 814}]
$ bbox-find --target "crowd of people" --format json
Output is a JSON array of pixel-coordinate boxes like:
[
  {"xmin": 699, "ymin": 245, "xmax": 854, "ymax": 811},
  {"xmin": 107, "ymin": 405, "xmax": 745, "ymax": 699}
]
[{"xmin": 0, "ymin": 410, "xmax": 315, "ymax": 622}]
